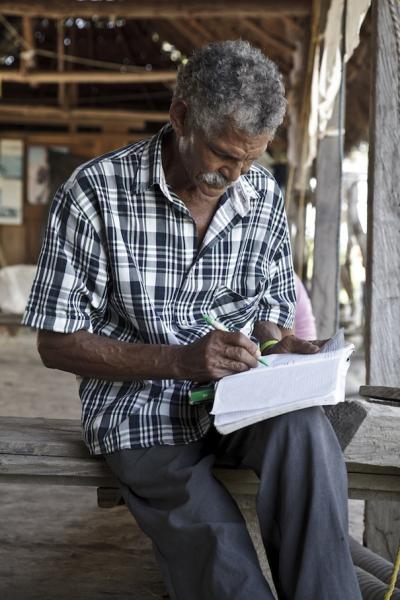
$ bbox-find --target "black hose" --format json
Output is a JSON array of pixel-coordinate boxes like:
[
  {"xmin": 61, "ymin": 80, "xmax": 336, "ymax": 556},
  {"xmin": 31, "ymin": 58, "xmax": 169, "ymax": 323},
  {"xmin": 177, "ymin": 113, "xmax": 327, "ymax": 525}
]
[
  {"xmin": 350, "ymin": 536, "xmax": 400, "ymax": 588},
  {"xmin": 355, "ymin": 566, "xmax": 400, "ymax": 600}
]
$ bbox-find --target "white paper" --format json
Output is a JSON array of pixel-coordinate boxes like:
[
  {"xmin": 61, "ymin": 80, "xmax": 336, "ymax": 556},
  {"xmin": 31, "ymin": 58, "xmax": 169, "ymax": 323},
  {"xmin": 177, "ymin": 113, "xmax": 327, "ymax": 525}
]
[{"xmin": 211, "ymin": 336, "xmax": 354, "ymax": 435}]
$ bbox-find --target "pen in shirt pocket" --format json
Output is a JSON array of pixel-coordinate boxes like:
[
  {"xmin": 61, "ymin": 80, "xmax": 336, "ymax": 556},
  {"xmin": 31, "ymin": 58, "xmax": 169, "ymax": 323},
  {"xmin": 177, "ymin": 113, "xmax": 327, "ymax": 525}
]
[{"xmin": 202, "ymin": 314, "xmax": 269, "ymax": 367}]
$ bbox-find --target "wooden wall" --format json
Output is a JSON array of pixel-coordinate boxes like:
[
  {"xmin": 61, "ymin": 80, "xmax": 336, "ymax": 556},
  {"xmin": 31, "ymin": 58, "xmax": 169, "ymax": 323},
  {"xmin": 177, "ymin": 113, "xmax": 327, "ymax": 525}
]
[{"xmin": 0, "ymin": 132, "xmax": 141, "ymax": 266}]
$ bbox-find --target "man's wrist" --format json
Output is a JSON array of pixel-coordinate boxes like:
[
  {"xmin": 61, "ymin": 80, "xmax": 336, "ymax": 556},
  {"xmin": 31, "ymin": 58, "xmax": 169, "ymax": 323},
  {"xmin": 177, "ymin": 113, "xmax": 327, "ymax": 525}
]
[{"xmin": 260, "ymin": 339, "xmax": 280, "ymax": 354}]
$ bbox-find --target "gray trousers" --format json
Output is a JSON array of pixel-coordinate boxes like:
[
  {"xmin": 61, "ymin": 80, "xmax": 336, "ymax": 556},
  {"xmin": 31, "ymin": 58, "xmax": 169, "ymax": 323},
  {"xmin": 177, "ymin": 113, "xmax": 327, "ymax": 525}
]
[{"xmin": 105, "ymin": 407, "xmax": 362, "ymax": 600}]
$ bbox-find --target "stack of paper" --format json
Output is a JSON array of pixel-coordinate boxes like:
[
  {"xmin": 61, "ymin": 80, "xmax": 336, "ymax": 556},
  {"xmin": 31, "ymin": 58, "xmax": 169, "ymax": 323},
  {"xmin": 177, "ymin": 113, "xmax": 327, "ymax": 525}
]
[{"xmin": 211, "ymin": 331, "xmax": 354, "ymax": 435}]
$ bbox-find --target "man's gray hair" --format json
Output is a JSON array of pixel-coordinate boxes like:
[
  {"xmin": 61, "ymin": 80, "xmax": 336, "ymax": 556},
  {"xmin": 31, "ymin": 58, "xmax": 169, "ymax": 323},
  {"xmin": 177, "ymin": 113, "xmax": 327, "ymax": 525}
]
[{"xmin": 173, "ymin": 40, "xmax": 286, "ymax": 138}]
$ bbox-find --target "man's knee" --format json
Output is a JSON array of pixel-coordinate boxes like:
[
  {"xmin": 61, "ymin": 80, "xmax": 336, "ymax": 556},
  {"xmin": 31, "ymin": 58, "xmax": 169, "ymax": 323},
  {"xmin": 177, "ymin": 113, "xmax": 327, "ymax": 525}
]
[
  {"xmin": 105, "ymin": 441, "xmax": 208, "ymax": 495},
  {"xmin": 261, "ymin": 406, "xmax": 328, "ymax": 440},
  {"xmin": 254, "ymin": 406, "xmax": 342, "ymax": 468}
]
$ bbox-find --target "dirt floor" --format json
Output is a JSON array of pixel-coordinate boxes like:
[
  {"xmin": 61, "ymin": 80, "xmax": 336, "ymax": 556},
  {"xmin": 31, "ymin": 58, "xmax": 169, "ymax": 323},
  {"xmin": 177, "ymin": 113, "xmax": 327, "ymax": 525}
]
[{"xmin": 0, "ymin": 329, "xmax": 365, "ymax": 600}]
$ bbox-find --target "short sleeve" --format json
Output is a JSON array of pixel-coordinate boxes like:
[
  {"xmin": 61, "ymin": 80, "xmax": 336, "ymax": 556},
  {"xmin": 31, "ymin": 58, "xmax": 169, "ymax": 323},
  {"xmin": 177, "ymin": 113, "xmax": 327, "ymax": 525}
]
[
  {"xmin": 23, "ymin": 181, "xmax": 108, "ymax": 333},
  {"xmin": 255, "ymin": 190, "xmax": 296, "ymax": 329}
]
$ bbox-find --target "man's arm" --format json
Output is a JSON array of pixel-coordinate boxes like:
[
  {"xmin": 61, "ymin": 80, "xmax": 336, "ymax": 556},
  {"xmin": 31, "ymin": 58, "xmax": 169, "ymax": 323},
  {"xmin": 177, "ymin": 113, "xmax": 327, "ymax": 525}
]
[{"xmin": 37, "ymin": 328, "xmax": 260, "ymax": 382}]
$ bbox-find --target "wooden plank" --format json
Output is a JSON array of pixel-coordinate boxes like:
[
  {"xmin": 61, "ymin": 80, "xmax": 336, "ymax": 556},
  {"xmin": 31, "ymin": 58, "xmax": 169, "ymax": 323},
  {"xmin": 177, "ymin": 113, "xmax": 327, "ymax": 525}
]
[
  {"xmin": 0, "ymin": 416, "xmax": 90, "ymax": 458},
  {"xmin": 311, "ymin": 95, "xmax": 342, "ymax": 338},
  {"xmin": 214, "ymin": 467, "xmax": 259, "ymax": 496},
  {"xmin": 0, "ymin": 69, "xmax": 178, "ymax": 84},
  {"xmin": 0, "ymin": 225, "xmax": 26, "ymax": 264},
  {"xmin": 359, "ymin": 386, "xmax": 400, "ymax": 402},
  {"xmin": 0, "ymin": 0, "xmax": 311, "ymax": 19},
  {"xmin": 0, "ymin": 105, "xmax": 169, "ymax": 128},
  {"xmin": 0, "ymin": 453, "xmax": 115, "ymax": 485},
  {"xmin": 97, "ymin": 473, "xmax": 400, "ymax": 509},
  {"xmin": 97, "ymin": 487, "xmax": 124, "ymax": 508},
  {"xmin": 0, "ymin": 131, "xmax": 146, "ymax": 145},
  {"xmin": 239, "ymin": 19, "xmax": 295, "ymax": 58},
  {"xmin": 347, "ymin": 472, "xmax": 400, "ymax": 498},
  {"xmin": 0, "ymin": 314, "xmax": 23, "ymax": 326},
  {"xmin": 344, "ymin": 401, "xmax": 400, "ymax": 469},
  {"xmin": 2, "ymin": 399, "xmax": 400, "ymax": 468},
  {"xmin": 364, "ymin": 0, "xmax": 400, "ymax": 563},
  {"xmin": 20, "ymin": 17, "xmax": 36, "ymax": 75},
  {"xmin": 57, "ymin": 19, "xmax": 66, "ymax": 107}
]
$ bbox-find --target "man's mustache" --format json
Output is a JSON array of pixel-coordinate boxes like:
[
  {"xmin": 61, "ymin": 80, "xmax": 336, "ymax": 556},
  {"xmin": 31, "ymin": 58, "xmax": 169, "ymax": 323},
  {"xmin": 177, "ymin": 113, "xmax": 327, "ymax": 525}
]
[{"xmin": 198, "ymin": 171, "xmax": 235, "ymax": 189}]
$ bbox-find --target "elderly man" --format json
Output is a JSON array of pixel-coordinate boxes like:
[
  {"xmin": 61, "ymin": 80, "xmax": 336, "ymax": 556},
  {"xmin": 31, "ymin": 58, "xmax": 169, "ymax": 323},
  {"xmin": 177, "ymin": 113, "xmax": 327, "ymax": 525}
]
[{"xmin": 24, "ymin": 41, "xmax": 361, "ymax": 600}]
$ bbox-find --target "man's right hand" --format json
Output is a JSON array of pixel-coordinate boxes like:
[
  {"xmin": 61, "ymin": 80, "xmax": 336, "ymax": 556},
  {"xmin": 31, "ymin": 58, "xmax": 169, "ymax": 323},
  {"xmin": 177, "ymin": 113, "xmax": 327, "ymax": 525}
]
[{"xmin": 176, "ymin": 330, "xmax": 260, "ymax": 382}]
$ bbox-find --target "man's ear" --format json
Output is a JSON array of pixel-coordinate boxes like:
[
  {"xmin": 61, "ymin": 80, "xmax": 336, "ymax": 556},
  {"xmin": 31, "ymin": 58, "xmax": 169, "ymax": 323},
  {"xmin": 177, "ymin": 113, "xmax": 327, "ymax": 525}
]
[{"xmin": 169, "ymin": 99, "xmax": 189, "ymax": 137}]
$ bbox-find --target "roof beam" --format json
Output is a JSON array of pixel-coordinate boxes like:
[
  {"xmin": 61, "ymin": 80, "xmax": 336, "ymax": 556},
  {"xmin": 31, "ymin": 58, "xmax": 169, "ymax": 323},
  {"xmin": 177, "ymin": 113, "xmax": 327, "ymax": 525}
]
[
  {"xmin": 0, "ymin": 104, "xmax": 169, "ymax": 124},
  {"xmin": 0, "ymin": 0, "xmax": 310, "ymax": 19},
  {"xmin": 0, "ymin": 70, "xmax": 177, "ymax": 84}
]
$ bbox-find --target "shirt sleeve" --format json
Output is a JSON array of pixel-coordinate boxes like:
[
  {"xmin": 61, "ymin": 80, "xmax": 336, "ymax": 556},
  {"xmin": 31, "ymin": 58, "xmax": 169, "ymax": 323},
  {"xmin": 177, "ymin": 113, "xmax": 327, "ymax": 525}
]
[
  {"xmin": 255, "ymin": 189, "xmax": 296, "ymax": 329},
  {"xmin": 22, "ymin": 179, "xmax": 108, "ymax": 333}
]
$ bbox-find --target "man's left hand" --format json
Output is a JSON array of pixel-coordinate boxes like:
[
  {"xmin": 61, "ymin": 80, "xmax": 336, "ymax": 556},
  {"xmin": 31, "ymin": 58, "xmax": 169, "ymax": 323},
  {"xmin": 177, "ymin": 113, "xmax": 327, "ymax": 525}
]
[{"xmin": 262, "ymin": 335, "xmax": 325, "ymax": 355}]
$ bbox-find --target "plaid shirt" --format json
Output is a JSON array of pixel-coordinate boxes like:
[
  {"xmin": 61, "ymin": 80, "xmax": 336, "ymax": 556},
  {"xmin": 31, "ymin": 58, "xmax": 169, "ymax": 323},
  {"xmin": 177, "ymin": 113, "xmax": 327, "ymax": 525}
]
[{"xmin": 23, "ymin": 124, "xmax": 296, "ymax": 455}]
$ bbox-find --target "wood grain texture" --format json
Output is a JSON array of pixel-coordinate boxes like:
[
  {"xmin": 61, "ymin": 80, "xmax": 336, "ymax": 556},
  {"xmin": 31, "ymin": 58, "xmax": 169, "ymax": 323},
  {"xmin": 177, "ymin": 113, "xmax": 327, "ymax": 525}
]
[
  {"xmin": 311, "ymin": 96, "xmax": 341, "ymax": 338},
  {"xmin": 365, "ymin": 0, "xmax": 400, "ymax": 562},
  {"xmin": 1, "ymin": 409, "xmax": 400, "ymax": 502},
  {"xmin": 0, "ymin": 416, "xmax": 90, "ymax": 458},
  {"xmin": 0, "ymin": 0, "xmax": 311, "ymax": 19},
  {"xmin": 0, "ymin": 70, "xmax": 178, "ymax": 84},
  {"xmin": 0, "ymin": 104, "xmax": 169, "ymax": 124},
  {"xmin": 359, "ymin": 385, "xmax": 400, "ymax": 402}
]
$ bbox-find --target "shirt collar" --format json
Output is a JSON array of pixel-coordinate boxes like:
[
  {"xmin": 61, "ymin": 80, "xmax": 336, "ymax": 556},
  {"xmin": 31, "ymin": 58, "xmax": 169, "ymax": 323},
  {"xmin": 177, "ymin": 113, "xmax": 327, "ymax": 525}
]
[{"xmin": 132, "ymin": 123, "xmax": 260, "ymax": 214}]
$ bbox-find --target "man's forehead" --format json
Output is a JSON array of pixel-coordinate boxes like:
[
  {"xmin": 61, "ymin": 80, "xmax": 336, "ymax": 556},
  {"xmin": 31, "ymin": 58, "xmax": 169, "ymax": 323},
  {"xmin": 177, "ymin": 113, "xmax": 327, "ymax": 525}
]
[{"xmin": 201, "ymin": 123, "xmax": 270, "ymax": 156}]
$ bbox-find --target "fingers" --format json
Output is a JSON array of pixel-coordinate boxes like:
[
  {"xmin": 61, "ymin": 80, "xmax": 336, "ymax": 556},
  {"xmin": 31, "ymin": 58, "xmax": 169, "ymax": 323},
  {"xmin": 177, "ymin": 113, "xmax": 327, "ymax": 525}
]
[
  {"xmin": 202, "ymin": 331, "xmax": 259, "ymax": 377},
  {"xmin": 223, "ymin": 342, "xmax": 259, "ymax": 369},
  {"xmin": 310, "ymin": 339, "xmax": 329, "ymax": 348},
  {"xmin": 272, "ymin": 335, "xmax": 320, "ymax": 355}
]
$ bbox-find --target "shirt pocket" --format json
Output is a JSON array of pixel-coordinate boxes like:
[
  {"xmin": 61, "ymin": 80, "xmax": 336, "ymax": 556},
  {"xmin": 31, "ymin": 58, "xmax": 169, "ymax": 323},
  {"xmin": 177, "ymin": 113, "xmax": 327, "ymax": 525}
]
[{"xmin": 209, "ymin": 282, "xmax": 264, "ymax": 332}]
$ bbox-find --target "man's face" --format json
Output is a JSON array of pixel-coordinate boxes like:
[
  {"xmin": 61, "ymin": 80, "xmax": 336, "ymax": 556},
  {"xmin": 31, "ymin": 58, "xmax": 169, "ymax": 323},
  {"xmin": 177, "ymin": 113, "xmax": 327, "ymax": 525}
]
[{"xmin": 177, "ymin": 120, "xmax": 270, "ymax": 198}]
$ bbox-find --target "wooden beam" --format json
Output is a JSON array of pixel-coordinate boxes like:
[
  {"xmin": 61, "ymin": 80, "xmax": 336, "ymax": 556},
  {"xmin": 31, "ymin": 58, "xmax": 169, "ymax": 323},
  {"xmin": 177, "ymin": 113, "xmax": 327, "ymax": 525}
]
[
  {"xmin": 0, "ymin": 131, "xmax": 148, "ymax": 145},
  {"xmin": 311, "ymin": 96, "xmax": 342, "ymax": 338},
  {"xmin": 20, "ymin": 17, "xmax": 35, "ymax": 75},
  {"xmin": 240, "ymin": 19, "xmax": 295, "ymax": 58},
  {"xmin": 0, "ymin": 104, "xmax": 169, "ymax": 124},
  {"xmin": 166, "ymin": 18, "xmax": 209, "ymax": 48},
  {"xmin": 0, "ymin": 0, "xmax": 311, "ymax": 19},
  {"xmin": 364, "ymin": 0, "xmax": 400, "ymax": 563},
  {"xmin": 57, "ymin": 20, "xmax": 66, "ymax": 107},
  {"xmin": 0, "ymin": 70, "xmax": 177, "ymax": 84}
]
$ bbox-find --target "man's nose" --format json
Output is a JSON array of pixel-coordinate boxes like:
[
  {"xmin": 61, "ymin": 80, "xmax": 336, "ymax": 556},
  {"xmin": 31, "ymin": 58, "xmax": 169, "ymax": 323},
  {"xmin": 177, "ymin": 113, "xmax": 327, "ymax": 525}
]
[{"xmin": 220, "ymin": 161, "xmax": 244, "ymax": 182}]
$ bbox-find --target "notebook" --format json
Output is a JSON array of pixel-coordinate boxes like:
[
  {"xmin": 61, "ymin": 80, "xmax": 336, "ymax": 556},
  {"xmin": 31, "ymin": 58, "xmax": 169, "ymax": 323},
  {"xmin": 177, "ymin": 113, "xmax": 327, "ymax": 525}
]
[{"xmin": 211, "ymin": 330, "xmax": 354, "ymax": 435}]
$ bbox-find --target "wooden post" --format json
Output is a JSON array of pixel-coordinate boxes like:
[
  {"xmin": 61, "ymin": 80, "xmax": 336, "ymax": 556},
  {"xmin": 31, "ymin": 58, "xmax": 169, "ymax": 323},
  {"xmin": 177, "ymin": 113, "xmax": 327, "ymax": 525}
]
[
  {"xmin": 57, "ymin": 20, "xmax": 66, "ymax": 107},
  {"xmin": 20, "ymin": 17, "xmax": 35, "ymax": 75},
  {"xmin": 311, "ymin": 95, "xmax": 342, "ymax": 338},
  {"xmin": 364, "ymin": 0, "xmax": 400, "ymax": 562}
]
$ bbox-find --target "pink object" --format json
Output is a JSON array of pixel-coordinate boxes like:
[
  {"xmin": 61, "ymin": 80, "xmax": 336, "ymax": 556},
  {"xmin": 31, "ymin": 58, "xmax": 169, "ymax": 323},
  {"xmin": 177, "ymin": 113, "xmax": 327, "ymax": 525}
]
[{"xmin": 294, "ymin": 273, "xmax": 317, "ymax": 340}]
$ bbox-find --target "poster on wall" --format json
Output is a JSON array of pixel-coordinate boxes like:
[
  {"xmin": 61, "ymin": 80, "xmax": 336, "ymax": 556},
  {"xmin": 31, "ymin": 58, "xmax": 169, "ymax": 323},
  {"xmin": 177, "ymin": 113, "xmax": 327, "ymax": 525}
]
[
  {"xmin": 0, "ymin": 139, "xmax": 23, "ymax": 225},
  {"xmin": 28, "ymin": 145, "xmax": 70, "ymax": 205}
]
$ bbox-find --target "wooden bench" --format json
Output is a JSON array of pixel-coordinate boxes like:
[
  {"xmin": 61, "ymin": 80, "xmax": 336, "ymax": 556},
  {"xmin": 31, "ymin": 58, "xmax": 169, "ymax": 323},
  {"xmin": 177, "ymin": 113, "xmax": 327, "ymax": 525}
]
[
  {"xmin": 0, "ymin": 313, "xmax": 23, "ymax": 327},
  {"xmin": 0, "ymin": 391, "xmax": 399, "ymax": 506},
  {"xmin": 1, "ymin": 390, "xmax": 399, "ymax": 598}
]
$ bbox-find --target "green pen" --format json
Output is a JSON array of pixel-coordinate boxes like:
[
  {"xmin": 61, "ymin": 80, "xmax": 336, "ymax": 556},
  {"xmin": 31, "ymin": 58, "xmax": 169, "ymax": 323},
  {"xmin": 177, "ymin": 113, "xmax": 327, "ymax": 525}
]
[
  {"xmin": 189, "ymin": 384, "xmax": 215, "ymax": 405},
  {"xmin": 203, "ymin": 314, "xmax": 270, "ymax": 367}
]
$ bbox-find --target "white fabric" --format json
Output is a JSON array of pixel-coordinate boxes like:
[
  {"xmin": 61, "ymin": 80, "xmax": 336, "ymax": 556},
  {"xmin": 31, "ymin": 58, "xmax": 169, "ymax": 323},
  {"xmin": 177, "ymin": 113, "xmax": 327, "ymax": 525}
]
[
  {"xmin": 0, "ymin": 265, "xmax": 36, "ymax": 314},
  {"xmin": 288, "ymin": 0, "xmax": 371, "ymax": 190},
  {"xmin": 318, "ymin": 0, "xmax": 371, "ymax": 136}
]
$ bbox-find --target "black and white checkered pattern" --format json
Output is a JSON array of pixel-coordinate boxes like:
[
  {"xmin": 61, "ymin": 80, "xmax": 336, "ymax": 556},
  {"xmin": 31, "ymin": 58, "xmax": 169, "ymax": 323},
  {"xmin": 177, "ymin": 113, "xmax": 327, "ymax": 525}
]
[{"xmin": 23, "ymin": 124, "xmax": 296, "ymax": 454}]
